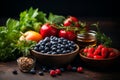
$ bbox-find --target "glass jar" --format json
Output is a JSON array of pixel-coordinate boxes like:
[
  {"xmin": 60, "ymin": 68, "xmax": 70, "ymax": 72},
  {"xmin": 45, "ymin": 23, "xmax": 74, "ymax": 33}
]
[{"xmin": 77, "ymin": 30, "xmax": 97, "ymax": 48}]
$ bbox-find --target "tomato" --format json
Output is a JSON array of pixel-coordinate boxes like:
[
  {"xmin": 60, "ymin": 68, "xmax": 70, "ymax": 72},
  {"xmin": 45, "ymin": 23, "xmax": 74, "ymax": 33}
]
[
  {"xmin": 93, "ymin": 55, "xmax": 104, "ymax": 59},
  {"xmin": 108, "ymin": 52, "xmax": 116, "ymax": 58},
  {"xmin": 59, "ymin": 30, "xmax": 77, "ymax": 41},
  {"xmin": 40, "ymin": 23, "xmax": 58, "ymax": 38},
  {"xmin": 87, "ymin": 53, "xmax": 94, "ymax": 58},
  {"xmin": 101, "ymin": 47, "xmax": 108, "ymax": 58},
  {"xmin": 93, "ymin": 49, "xmax": 101, "ymax": 55},
  {"xmin": 97, "ymin": 44, "xmax": 104, "ymax": 50},
  {"xmin": 83, "ymin": 48, "xmax": 88, "ymax": 53},
  {"xmin": 88, "ymin": 47, "xmax": 95, "ymax": 54},
  {"xmin": 63, "ymin": 16, "xmax": 80, "ymax": 27}
]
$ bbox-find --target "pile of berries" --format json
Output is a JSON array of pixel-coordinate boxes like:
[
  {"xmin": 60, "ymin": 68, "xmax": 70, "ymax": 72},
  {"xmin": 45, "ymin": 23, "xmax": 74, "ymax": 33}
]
[
  {"xmin": 83, "ymin": 44, "xmax": 117, "ymax": 59},
  {"xmin": 28, "ymin": 65, "xmax": 83, "ymax": 77},
  {"xmin": 33, "ymin": 36, "xmax": 76, "ymax": 54}
]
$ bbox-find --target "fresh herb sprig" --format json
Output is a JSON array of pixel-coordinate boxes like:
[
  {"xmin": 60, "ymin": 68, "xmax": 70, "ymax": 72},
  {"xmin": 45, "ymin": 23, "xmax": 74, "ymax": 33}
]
[{"xmin": 91, "ymin": 22, "xmax": 112, "ymax": 47}]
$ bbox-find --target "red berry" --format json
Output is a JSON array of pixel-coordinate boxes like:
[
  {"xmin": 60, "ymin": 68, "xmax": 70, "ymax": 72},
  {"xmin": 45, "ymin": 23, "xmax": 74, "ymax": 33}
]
[
  {"xmin": 93, "ymin": 55, "xmax": 104, "ymax": 59},
  {"xmin": 97, "ymin": 44, "xmax": 104, "ymax": 50},
  {"xmin": 83, "ymin": 48, "xmax": 88, "ymax": 53},
  {"xmin": 93, "ymin": 49, "xmax": 101, "ymax": 55},
  {"xmin": 88, "ymin": 47, "xmax": 95, "ymax": 54},
  {"xmin": 50, "ymin": 70, "xmax": 56, "ymax": 76},
  {"xmin": 101, "ymin": 47, "xmax": 108, "ymax": 58},
  {"xmin": 109, "ymin": 52, "xmax": 116, "ymax": 58},
  {"xmin": 77, "ymin": 67, "xmax": 83, "ymax": 73},
  {"xmin": 67, "ymin": 65, "xmax": 72, "ymax": 71},
  {"xmin": 87, "ymin": 53, "xmax": 94, "ymax": 58},
  {"xmin": 55, "ymin": 69, "xmax": 61, "ymax": 75}
]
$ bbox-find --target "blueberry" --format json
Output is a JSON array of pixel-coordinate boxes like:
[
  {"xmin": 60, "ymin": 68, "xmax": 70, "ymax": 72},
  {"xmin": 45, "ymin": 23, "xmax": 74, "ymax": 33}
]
[
  {"xmin": 38, "ymin": 71, "xmax": 44, "ymax": 76},
  {"xmin": 47, "ymin": 51, "xmax": 52, "ymax": 54},
  {"xmin": 72, "ymin": 67, "xmax": 77, "ymax": 72},
  {"xmin": 56, "ymin": 49, "xmax": 62, "ymax": 54},
  {"xmin": 35, "ymin": 43, "xmax": 40, "ymax": 47},
  {"xmin": 66, "ymin": 50, "xmax": 71, "ymax": 53},
  {"xmin": 65, "ymin": 44, "xmax": 69, "ymax": 48},
  {"xmin": 60, "ymin": 48, "xmax": 64, "ymax": 51},
  {"xmin": 44, "ymin": 37, "xmax": 50, "ymax": 42},
  {"xmin": 69, "ymin": 47, "xmax": 74, "ymax": 51},
  {"xmin": 52, "ymin": 52, "xmax": 57, "ymax": 54},
  {"xmin": 51, "ymin": 47, "xmax": 57, "ymax": 51},
  {"xmin": 12, "ymin": 70, "xmax": 18, "ymax": 75},
  {"xmin": 39, "ymin": 46, "xmax": 44, "ymax": 50},
  {"xmin": 29, "ymin": 69, "xmax": 36, "ymax": 74},
  {"xmin": 62, "ymin": 50, "xmax": 67, "ymax": 54},
  {"xmin": 41, "ymin": 50, "xmax": 46, "ymax": 53},
  {"xmin": 57, "ymin": 46, "xmax": 61, "ymax": 49},
  {"xmin": 34, "ymin": 47, "xmax": 39, "ymax": 51},
  {"xmin": 45, "ymin": 42, "xmax": 51, "ymax": 47},
  {"xmin": 42, "ymin": 67, "xmax": 48, "ymax": 72},
  {"xmin": 58, "ymin": 39, "xmax": 62, "ymax": 43},
  {"xmin": 60, "ymin": 68, "xmax": 65, "ymax": 72},
  {"xmin": 60, "ymin": 44, "xmax": 64, "ymax": 48},
  {"xmin": 44, "ymin": 47, "xmax": 49, "ymax": 52}
]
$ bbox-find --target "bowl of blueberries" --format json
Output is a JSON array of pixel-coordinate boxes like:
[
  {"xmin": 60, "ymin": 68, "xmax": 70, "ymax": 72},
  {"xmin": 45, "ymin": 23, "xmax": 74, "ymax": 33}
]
[{"xmin": 30, "ymin": 36, "xmax": 79, "ymax": 66}]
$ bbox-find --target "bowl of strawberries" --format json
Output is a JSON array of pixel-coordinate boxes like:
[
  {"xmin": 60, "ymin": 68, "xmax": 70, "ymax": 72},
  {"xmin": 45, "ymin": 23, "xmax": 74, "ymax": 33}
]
[{"xmin": 79, "ymin": 44, "xmax": 120, "ymax": 68}]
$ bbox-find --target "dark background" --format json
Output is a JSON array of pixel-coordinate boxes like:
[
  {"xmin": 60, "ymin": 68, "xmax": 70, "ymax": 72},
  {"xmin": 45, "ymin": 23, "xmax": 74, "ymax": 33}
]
[
  {"xmin": 0, "ymin": 0, "xmax": 118, "ymax": 18},
  {"xmin": 0, "ymin": 0, "xmax": 119, "ymax": 49}
]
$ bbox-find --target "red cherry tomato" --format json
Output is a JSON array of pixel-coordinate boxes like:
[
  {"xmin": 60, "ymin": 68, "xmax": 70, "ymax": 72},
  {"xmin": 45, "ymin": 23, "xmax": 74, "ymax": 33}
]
[
  {"xmin": 83, "ymin": 48, "xmax": 88, "ymax": 53},
  {"xmin": 97, "ymin": 44, "xmax": 104, "ymax": 50},
  {"xmin": 88, "ymin": 47, "xmax": 95, "ymax": 54},
  {"xmin": 87, "ymin": 53, "xmax": 94, "ymax": 58},
  {"xmin": 93, "ymin": 55, "xmax": 104, "ymax": 59},
  {"xmin": 101, "ymin": 47, "xmax": 108, "ymax": 58},
  {"xmin": 93, "ymin": 49, "xmax": 101, "ymax": 55},
  {"xmin": 109, "ymin": 52, "xmax": 116, "ymax": 58}
]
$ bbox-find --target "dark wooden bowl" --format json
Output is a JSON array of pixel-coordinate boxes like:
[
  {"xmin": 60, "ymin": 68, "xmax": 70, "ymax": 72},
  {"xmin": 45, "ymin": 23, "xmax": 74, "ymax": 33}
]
[
  {"xmin": 30, "ymin": 44, "xmax": 79, "ymax": 66},
  {"xmin": 79, "ymin": 48, "xmax": 120, "ymax": 68}
]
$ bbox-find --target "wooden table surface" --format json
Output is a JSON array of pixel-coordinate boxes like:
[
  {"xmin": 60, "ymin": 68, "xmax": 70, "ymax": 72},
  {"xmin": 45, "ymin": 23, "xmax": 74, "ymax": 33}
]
[{"xmin": 0, "ymin": 17, "xmax": 120, "ymax": 80}]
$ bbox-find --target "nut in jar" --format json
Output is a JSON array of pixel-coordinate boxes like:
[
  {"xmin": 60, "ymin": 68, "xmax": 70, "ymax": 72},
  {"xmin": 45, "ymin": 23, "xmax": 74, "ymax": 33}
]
[{"xmin": 17, "ymin": 56, "xmax": 35, "ymax": 72}]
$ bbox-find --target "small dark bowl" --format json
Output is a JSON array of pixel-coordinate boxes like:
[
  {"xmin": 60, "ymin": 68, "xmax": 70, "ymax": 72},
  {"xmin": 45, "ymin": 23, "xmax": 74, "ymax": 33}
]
[
  {"xmin": 30, "ymin": 44, "xmax": 79, "ymax": 66},
  {"xmin": 79, "ymin": 48, "xmax": 120, "ymax": 68}
]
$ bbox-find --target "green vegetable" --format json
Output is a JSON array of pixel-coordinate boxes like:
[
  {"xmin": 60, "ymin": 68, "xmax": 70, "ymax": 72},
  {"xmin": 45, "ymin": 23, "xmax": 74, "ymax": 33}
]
[
  {"xmin": 0, "ymin": 19, "xmax": 21, "ymax": 61},
  {"xmin": 19, "ymin": 7, "xmax": 46, "ymax": 32}
]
